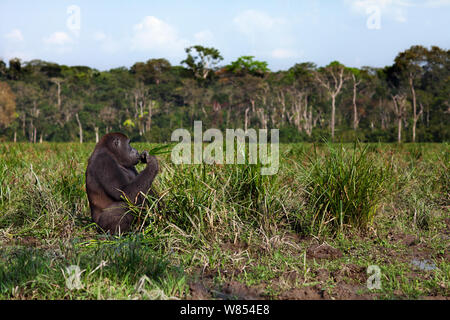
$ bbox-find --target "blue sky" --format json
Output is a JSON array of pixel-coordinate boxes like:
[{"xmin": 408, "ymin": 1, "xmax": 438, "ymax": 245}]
[{"xmin": 1, "ymin": 0, "xmax": 449, "ymax": 71}]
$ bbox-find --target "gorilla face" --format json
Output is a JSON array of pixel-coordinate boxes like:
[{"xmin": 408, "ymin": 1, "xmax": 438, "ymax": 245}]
[
  {"xmin": 108, "ymin": 134, "xmax": 140, "ymax": 168},
  {"xmin": 126, "ymin": 140, "xmax": 141, "ymax": 166}
]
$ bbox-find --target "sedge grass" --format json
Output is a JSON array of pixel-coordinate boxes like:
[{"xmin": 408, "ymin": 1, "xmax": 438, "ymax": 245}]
[{"xmin": 298, "ymin": 142, "xmax": 391, "ymax": 236}]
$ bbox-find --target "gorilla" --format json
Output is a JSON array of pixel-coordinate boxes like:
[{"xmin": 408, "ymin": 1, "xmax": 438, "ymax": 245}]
[{"xmin": 85, "ymin": 132, "xmax": 159, "ymax": 234}]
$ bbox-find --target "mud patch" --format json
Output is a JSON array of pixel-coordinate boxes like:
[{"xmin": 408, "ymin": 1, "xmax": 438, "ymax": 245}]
[
  {"xmin": 330, "ymin": 283, "xmax": 374, "ymax": 300},
  {"xmin": 387, "ymin": 232, "xmax": 419, "ymax": 246},
  {"xmin": 220, "ymin": 241, "xmax": 249, "ymax": 254},
  {"xmin": 280, "ymin": 285, "xmax": 329, "ymax": 300},
  {"xmin": 189, "ymin": 281, "xmax": 211, "ymax": 300},
  {"xmin": 214, "ymin": 281, "xmax": 266, "ymax": 300},
  {"xmin": 332, "ymin": 264, "xmax": 366, "ymax": 283},
  {"xmin": 15, "ymin": 236, "xmax": 41, "ymax": 247},
  {"xmin": 315, "ymin": 269, "xmax": 330, "ymax": 283},
  {"xmin": 307, "ymin": 243, "xmax": 343, "ymax": 260}
]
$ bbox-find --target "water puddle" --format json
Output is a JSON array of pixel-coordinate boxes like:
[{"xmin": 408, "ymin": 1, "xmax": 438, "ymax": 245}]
[{"xmin": 411, "ymin": 259, "xmax": 436, "ymax": 271}]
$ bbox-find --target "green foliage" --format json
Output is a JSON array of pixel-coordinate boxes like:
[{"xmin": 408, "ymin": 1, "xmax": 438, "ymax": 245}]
[
  {"xmin": 0, "ymin": 45, "xmax": 448, "ymax": 143},
  {"xmin": 181, "ymin": 45, "xmax": 223, "ymax": 80},
  {"xmin": 123, "ymin": 119, "xmax": 135, "ymax": 128},
  {"xmin": 297, "ymin": 142, "xmax": 390, "ymax": 236},
  {"xmin": 226, "ymin": 56, "xmax": 269, "ymax": 77}
]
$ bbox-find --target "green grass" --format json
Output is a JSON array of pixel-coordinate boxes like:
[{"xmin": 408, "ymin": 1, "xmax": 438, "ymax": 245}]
[
  {"xmin": 0, "ymin": 142, "xmax": 448, "ymax": 299},
  {"xmin": 297, "ymin": 142, "xmax": 391, "ymax": 236}
]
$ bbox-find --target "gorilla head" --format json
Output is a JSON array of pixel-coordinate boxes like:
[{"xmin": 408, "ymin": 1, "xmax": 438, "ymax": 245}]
[{"xmin": 101, "ymin": 132, "xmax": 140, "ymax": 168}]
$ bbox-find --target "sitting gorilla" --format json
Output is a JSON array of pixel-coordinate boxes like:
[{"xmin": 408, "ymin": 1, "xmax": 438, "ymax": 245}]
[{"xmin": 85, "ymin": 132, "xmax": 158, "ymax": 234}]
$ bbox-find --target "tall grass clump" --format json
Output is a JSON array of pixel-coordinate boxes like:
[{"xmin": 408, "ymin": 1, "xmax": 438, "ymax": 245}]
[
  {"xmin": 139, "ymin": 143, "xmax": 282, "ymax": 244},
  {"xmin": 298, "ymin": 142, "xmax": 390, "ymax": 236}
]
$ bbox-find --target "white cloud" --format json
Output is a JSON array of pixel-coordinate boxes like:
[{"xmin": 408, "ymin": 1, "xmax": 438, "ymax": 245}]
[
  {"xmin": 424, "ymin": 0, "xmax": 450, "ymax": 7},
  {"xmin": 194, "ymin": 30, "xmax": 214, "ymax": 44},
  {"xmin": 346, "ymin": 0, "xmax": 412, "ymax": 23},
  {"xmin": 271, "ymin": 48, "xmax": 300, "ymax": 59},
  {"xmin": 92, "ymin": 31, "xmax": 107, "ymax": 41},
  {"xmin": 233, "ymin": 10, "xmax": 296, "ymax": 47},
  {"xmin": 1, "ymin": 50, "xmax": 34, "ymax": 62},
  {"xmin": 232, "ymin": 10, "xmax": 299, "ymax": 63},
  {"xmin": 92, "ymin": 32, "xmax": 120, "ymax": 54},
  {"xmin": 4, "ymin": 29, "xmax": 24, "ymax": 42},
  {"xmin": 43, "ymin": 31, "xmax": 73, "ymax": 45},
  {"xmin": 131, "ymin": 16, "xmax": 188, "ymax": 55},
  {"xmin": 233, "ymin": 10, "xmax": 287, "ymax": 38}
]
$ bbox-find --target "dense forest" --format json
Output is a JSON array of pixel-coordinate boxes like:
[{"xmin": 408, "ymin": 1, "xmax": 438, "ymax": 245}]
[{"xmin": 0, "ymin": 44, "xmax": 448, "ymax": 143}]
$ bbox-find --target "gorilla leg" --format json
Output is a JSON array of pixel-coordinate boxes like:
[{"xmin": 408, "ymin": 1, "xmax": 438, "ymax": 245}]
[{"xmin": 93, "ymin": 203, "xmax": 134, "ymax": 234}]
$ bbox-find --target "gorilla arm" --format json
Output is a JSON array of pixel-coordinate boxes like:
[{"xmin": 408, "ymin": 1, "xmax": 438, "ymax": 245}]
[{"xmin": 94, "ymin": 152, "xmax": 159, "ymax": 204}]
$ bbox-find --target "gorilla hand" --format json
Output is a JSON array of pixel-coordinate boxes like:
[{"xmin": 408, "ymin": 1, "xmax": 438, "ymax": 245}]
[
  {"xmin": 140, "ymin": 151, "xmax": 149, "ymax": 164},
  {"xmin": 140, "ymin": 151, "xmax": 158, "ymax": 171},
  {"xmin": 146, "ymin": 154, "xmax": 158, "ymax": 172}
]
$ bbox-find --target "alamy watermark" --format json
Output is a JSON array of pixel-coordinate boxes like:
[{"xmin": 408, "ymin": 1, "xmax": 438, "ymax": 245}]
[
  {"xmin": 170, "ymin": 121, "xmax": 279, "ymax": 175},
  {"xmin": 63, "ymin": 265, "xmax": 84, "ymax": 290},
  {"xmin": 366, "ymin": 6, "xmax": 381, "ymax": 30},
  {"xmin": 367, "ymin": 265, "xmax": 382, "ymax": 290},
  {"xmin": 67, "ymin": 5, "xmax": 81, "ymax": 37}
]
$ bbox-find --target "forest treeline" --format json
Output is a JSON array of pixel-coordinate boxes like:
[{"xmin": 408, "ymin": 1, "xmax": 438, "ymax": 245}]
[{"xmin": 0, "ymin": 44, "xmax": 448, "ymax": 143}]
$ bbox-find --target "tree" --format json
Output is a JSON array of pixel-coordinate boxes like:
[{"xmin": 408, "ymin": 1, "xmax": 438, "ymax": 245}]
[
  {"xmin": 50, "ymin": 78, "xmax": 64, "ymax": 110},
  {"xmin": 347, "ymin": 68, "xmax": 362, "ymax": 130},
  {"xmin": 393, "ymin": 45, "xmax": 428, "ymax": 143},
  {"xmin": 0, "ymin": 60, "xmax": 7, "ymax": 79},
  {"xmin": 226, "ymin": 56, "xmax": 269, "ymax": 77},
  {"xmin": 315, "ymin": 61, "xmax": 349, "ymax": 140},
  {"xmin": 0, "ymin": 82, "xmax": 17, "ymax": 129},
  {"xmin": 131, "ymin": 58, "xmax": 171, "ymax": 85},
  {"xmin": 8, "ymin": 58, "xmax": 22, "ymax": 80},
  {"xmin": 421, "ymin": 46, "xmax": 450, "ymax": 132},
  {"xmin": 284, "ymin": 62, "xmax": 319, "ymax": 136},
  {"xmin": 391, "ymin": 94, "xmax": 409, "ymax": 143},
  {"xmin": 145, "ymin": 58, "xmax": 171, "ymax": 85},
  {"xmin": 9, "ymin": 81, "xmax": 43, "ymax": 142},
  {"xmin": 181, "ymin": 46, "xmax": 223, "ymax": 80}
]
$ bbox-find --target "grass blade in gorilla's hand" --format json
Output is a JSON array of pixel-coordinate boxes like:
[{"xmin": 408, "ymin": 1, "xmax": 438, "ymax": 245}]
[{"xmin": 147, "ymin": 144, "xmax": 173, "ymax": 155}]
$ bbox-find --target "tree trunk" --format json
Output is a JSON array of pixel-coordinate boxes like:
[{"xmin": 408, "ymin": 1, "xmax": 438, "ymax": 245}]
[
  {"xmin": 331, "ymin": 94, "xmax": 336, "ymax": 140},
  {"xmin": 22, "ymin": 115, "xmax": 26, "ymax": 136},
  {"xmin": 257, "ymin": 108, "xmax": 267, "ymax": 129},
  {"xmin": 75, "ymin": 113, "xmax": 83, "ymax": 143},
  {"xmin": 29, "ymin": 119, "xmax": 33, "ymax": 143},
  {"xmin": 13, "ymin": 130, "xmax": 17, "ymax": 143},
  {"xmin": 57, "ymin": 82, "xmax": 61, "ymax": 109},
  {"xmin": 392, "ymin": 95, "xmax": 405, "ymax": 144},
  {"xmin": 244, "ymin": 107, "xmax": 249, "ymax": 131},
  {"xmin": 352, "ymin": 74, "xmax": 360, "ymax": 130},
  {"xmin": 94, "ymin": 126, "xmax": 99, "ymax": 143},
  {"xmin": 410, "ymin": 76, "xmax": 417, "ymax": 143},
  {"xmin": 147, "ymin": 101, "xmax": 153, "ymax": 132}
]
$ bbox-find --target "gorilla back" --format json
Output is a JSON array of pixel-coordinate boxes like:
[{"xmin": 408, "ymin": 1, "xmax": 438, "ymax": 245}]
[{"xmin": 85, "ymin": 132, "xmax": 158, "ymax": 234}]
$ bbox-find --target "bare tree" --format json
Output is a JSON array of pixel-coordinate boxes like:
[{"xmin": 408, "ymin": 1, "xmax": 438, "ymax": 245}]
[
  {"xmin": 75, "ymin": 113, "xmax": 83, "ymax": 143},
  {"xmin": 409, "ymin": 76, "xmax": 423, "ymax": 142},
  {"xmin": 315, "ymin": 63, "xmax": 349, "ymax": 140},
  {"xmin": 351, "ymin": 73, "xmax": 362, "ymax": 130},
  {"xmin": 391, "ymin": 94, "xmax": 408, "ymax": 143},
  {"xmin": 50, "ymin": 78, "xmax": 64, "ymax": 110}
]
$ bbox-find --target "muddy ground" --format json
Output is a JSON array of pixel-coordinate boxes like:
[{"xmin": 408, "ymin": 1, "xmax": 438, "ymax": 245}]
[{"xmin": 188, "ymin": 229, "xmax": 449, "ymax": 300}]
